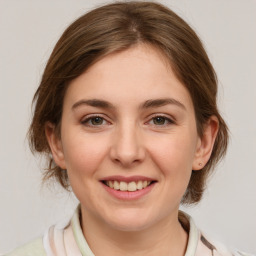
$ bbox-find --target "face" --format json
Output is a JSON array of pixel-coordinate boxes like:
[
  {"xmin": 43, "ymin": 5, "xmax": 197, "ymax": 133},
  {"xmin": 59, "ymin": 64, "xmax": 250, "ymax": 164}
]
[{"xmin": 47, "ymin": 44, "xmax": 208, "ymax": 232}]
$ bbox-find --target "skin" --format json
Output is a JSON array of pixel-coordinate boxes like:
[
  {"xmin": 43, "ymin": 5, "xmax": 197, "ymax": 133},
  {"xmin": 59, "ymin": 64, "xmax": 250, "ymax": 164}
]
[{"xmin": 46, "ymin": 44, "xmax": 218, "ymax": 256}]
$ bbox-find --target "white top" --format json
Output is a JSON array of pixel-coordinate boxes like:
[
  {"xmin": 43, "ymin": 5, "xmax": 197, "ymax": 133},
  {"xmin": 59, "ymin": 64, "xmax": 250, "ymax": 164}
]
[{"xmin": 6, "ymin": 205, "xmax": 253, "ymax": 256}]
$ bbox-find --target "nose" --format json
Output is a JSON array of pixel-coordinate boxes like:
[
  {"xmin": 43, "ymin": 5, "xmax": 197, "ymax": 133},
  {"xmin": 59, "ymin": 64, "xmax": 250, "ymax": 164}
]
[{"xmin": 110, "ymin": 123, "xmax": 146, "ymax": 168}]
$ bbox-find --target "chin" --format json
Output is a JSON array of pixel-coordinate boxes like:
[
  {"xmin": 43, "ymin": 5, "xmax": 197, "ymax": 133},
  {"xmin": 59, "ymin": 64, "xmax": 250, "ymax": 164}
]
[
  {"xmin": 104, "ymin": 209, "xmax": 155, "ymax": 232},
  {"xmin": 110, "ymin": 220, "xmax": 151, "ymax": 232}
]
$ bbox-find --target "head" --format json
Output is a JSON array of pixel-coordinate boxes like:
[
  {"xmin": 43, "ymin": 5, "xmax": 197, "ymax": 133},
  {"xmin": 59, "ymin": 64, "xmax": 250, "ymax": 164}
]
[{"xmin": 29, "ymin": 1, "xmax": 228, "ymax": 205}]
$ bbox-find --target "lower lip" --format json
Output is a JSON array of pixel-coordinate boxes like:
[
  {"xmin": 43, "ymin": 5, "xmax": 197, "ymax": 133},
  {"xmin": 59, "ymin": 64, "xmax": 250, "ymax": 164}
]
[{"xmin": 102, "ymin": 182, "xmax": 156, "ymax": 200}]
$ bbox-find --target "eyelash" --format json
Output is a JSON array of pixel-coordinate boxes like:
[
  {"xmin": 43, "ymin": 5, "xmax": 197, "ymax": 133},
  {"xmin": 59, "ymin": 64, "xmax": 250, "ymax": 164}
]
[
  {"xmin": 147, "ymin": 114, "xmax": 175, "ymax": 127},
  {"xmin": 81, "ymin": 114, "xmax": 175, "ymax": 128},
  {"xmin": 81, "ymin": 115, "xmax": 110, "ymax": 127}
]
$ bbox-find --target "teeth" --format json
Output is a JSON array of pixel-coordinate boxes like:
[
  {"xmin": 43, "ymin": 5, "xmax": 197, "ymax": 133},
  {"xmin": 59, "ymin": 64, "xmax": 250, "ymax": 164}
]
[
  {"xmin": 137, "ymin": 181, "xmax": 143, "ymax": 190},
  {"xmin": 127, "ymin": 181, "xmax": 137, "ymax": 192},
  {"xmin": 113, "ymin": 181, "xmax": 120, "ymax": 190},
  {"xmin": 105, "ymin": 180, "xmax": 152, "ymax": 191},
  {"xmin": 109, "ymin": 180, "xmax": 114, "ymax": 188},
  {"xmin": 143, "ymin": 181, "xmax": 148, "ymax": 188},
  {"xmin": 120, "ymin": 181, "xmax": 127, "ymax": 191}
]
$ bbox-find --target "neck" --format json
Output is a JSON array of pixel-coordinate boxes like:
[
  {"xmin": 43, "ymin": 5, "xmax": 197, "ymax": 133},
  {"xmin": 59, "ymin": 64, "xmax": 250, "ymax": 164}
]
[{"xmin": 80, "ymin": 208, "xmax": 188, "ymax": 256}]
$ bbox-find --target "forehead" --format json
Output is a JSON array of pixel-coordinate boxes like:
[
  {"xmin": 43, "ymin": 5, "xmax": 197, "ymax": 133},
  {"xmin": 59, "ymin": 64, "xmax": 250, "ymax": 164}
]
[{"xmin": 64, "ymin": 44, "xmax": 193, "ymax": 110}]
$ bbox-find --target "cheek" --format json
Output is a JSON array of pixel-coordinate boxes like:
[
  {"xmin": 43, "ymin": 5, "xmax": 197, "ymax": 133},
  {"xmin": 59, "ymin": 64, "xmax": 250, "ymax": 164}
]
[
  {"xmin": 61, "ymin": 132, "xmax": 110, "ymax": 178},
  {"xmin": 147, "ymin": 132, "xmax": 197, "ymax": 176},
  {"xmin": 144, "ymin": 136, "xmax": 196, "ymax": 212}
]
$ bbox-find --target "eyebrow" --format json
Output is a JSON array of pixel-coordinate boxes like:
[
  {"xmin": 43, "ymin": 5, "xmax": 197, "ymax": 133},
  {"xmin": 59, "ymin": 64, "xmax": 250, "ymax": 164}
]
[
  {"xmin": 72, "ymin": 99, "xmax": 115, "ymax": 110},
  {"xmin": 72, "ymin": 98, "xmax": 186, "ymax": 110},
  {"xmin": 141, "ymin": 98, "xmax": 186, "ymax": 110}
]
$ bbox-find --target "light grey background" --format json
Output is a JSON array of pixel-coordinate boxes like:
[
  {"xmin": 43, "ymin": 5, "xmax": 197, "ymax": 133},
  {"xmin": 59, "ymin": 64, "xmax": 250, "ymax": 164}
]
[{"xmin": 0, "ymin": 0, "xmax": 255, "ymax": 254}]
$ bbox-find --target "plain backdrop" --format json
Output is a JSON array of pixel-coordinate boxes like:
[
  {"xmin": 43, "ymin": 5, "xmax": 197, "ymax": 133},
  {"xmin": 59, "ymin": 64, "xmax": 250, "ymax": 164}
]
[{"xmin": 0, "ymin": 0, "xmax": 255, "ymax": 254}]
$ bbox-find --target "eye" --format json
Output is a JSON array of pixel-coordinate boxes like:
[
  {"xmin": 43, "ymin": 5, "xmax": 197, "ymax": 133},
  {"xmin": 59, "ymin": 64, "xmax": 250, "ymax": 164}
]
[
  {"xmin": 81, "ymin": 115, "xmax": 109, "ymax": 127},
  {"xmin": 148, "ymin": 115, "xmax": 175, "ymax": 126}
]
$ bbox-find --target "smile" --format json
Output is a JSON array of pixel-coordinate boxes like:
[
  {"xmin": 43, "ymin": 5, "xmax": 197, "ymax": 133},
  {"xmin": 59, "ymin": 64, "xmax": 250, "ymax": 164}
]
[
  {"xmin": 100, "ymin": 176, "xmax": 157, "ymax": 200},
  {"xmin": 103, "ymin": 180, "xmax": 153, "ymax": 192}
]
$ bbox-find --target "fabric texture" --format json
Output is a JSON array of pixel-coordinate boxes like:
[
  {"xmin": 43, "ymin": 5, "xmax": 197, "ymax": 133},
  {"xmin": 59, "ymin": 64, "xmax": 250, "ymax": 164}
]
[
  {"xmin": 5, "ymin": 238, "xmax": 46, "ymax": 256},
  {"xmin": 5, "ymin": 205, "xmax": 254, "ymax": 256}
]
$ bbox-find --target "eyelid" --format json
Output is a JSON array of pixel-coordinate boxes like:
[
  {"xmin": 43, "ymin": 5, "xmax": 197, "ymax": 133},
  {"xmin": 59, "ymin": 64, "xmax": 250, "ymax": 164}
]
[
  {"xmin": 145, "ymin": 114, "xmax": 176, "ymax": 126},
  {"xmin": 80, "ymin": 113, "xmax": 175, "ymax": 127},
  {"xmin": 81, "ymin": 114, "xmax": 111, "ymax": 127}
]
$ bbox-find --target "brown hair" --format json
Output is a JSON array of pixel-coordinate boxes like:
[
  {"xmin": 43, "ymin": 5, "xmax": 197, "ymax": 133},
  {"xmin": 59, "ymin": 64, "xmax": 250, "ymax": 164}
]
[{"xmin": 29, "ymin": 1, "xmax": 228, "ymax": 204}]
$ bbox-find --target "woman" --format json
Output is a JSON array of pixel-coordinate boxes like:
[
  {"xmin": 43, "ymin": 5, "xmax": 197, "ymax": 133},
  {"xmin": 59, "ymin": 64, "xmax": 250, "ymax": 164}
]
[{"xmin": 6, "ymin": 1, "xmax": 251, "ymax": 255}]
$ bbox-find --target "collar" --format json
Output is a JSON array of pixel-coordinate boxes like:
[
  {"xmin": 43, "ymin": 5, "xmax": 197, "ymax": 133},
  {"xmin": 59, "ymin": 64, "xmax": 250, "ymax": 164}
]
[{"xmin": 71, "ymin": 205, "xmax": 200, "ymax": 256}]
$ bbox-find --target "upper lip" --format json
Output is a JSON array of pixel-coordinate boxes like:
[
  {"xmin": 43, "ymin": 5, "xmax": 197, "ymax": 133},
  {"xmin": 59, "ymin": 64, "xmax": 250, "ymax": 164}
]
[{"xmin": 100, "ymin": 175, "xmax": 156, "ymax": 183}]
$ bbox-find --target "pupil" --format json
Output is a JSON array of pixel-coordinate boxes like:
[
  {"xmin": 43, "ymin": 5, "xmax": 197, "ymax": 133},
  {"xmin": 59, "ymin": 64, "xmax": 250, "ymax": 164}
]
[
  {"xmin": 154, "ymin": 117, "xmax": 165, "ymax": 125},
  {"xmin": 92, "ymin": 117, "xmax": 103, "ymax": 125}
]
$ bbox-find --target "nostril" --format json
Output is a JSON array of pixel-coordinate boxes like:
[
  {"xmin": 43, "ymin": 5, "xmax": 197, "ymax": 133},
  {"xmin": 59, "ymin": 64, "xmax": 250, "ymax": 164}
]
[{"xmin": 109, "ymin": 135, "xmax": 146, "ymax": 166}]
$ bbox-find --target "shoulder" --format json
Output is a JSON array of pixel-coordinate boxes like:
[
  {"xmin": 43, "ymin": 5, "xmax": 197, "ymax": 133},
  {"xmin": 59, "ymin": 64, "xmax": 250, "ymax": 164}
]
[
  {"xmin": 179, "ymin": 211, "xmax": 254, "ymax": 256},
  {"xmin": 4, "ymin": 238, "xmax": 46, "ymax": 256},
  {"xmin": 198, "ymin": 233, "xmax": 255, "ymax": 256}
]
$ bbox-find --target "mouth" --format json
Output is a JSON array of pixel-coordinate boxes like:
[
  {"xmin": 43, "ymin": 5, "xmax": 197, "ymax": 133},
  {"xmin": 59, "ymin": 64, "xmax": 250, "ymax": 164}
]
[
  {"xmin": 101, "ymin": 180, "xmax": 156, "ymax": 192},
  {"xmin": 100, "ymin": 176, "xmax": 157, "ymax": 200}
]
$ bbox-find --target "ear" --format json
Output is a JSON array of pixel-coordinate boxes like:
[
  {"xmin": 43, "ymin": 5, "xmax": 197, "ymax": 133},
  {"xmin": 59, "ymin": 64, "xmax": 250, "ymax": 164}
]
[
  {"xmin": 45, "ymin": 122, "xmax": 66, "ymax": 170},
  {"xmin": 192, "ymin": 116, "xmax": 219, "ymax": 170}
]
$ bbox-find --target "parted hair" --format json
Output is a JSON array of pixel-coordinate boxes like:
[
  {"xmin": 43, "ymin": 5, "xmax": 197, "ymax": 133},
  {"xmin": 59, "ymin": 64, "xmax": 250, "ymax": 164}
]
[{"xmin": 28, "ymin": 1, "xmax": 228, "ymax": 204}]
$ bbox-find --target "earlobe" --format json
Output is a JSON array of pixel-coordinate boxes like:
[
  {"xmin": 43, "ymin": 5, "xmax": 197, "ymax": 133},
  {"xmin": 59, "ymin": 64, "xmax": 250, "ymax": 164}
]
[
  {"xmin": 193, "ymin": 116, "xmax": 219, "ymax": 170},
  {"xmin": 45, "ymin": 122, "xmax": 66, "ymax": 170}
]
